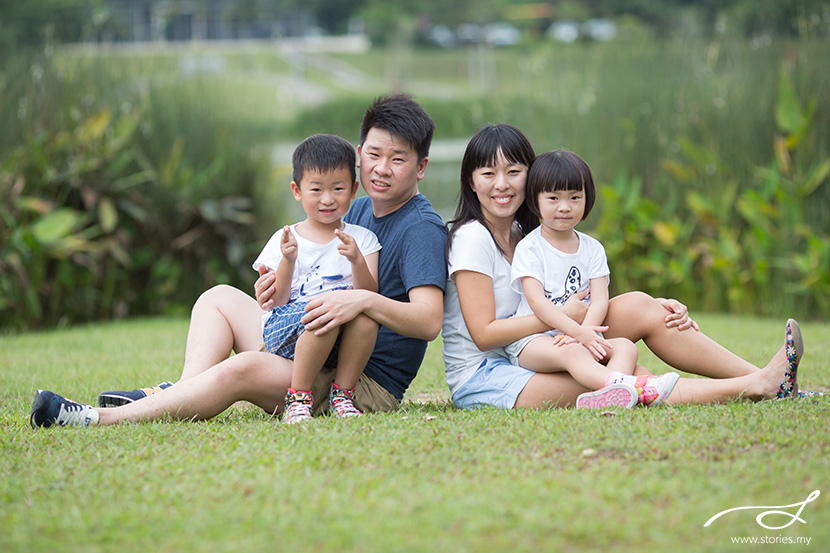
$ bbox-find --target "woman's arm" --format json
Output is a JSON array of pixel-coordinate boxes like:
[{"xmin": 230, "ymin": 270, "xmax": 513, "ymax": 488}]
[{"xmin": 455, "ymin": 270, "xmax": 549, "ymax": 351}]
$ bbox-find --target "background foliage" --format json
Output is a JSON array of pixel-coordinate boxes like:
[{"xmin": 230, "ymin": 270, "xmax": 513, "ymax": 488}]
[{"xmin": 1, "ymin": 1, "xmax": 829, "ymax": 330}]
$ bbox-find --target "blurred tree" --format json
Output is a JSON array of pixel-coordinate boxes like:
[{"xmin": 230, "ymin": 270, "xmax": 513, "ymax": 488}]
[{"xmin": 0, "ymin": 0, "xmax": 100, "ymax": 50}]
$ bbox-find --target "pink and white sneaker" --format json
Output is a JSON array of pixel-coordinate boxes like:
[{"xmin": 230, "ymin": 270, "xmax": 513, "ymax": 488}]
[
  {"xmin": 576, "ymin": 383, "xmax": 638, "ymax": 409},
  {"xmin": 634, "ymin": 373, "xmax": 680, "ymax": 407}
]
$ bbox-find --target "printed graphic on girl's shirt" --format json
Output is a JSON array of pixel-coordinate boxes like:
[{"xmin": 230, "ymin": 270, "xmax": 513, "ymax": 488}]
[{"xmin": 546, "ymin": 266, "xmax": 590, "ymax": 306}]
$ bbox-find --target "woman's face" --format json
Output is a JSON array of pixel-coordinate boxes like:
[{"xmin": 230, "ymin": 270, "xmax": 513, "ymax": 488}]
[{"xmin": 471, "ymin": 151, "xmax": 528, "ymax": 227}]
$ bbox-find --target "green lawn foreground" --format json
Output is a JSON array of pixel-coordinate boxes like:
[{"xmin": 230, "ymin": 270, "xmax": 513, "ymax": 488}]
[{"xmin": 1, "ymin": 314, "xmax": 828, "ymax": 553}]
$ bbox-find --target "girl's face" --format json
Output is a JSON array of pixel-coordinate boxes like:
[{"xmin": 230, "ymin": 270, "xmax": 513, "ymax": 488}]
[
  {"xmin": 471, "ymin": 151, "xmax": 528, "ymax": 227},
  {"xmin": 537, "ymin": 188, "xmax": 586, "ymax": 235}
]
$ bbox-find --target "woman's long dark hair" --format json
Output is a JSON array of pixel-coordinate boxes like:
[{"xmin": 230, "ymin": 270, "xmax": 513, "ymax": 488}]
[{"xmin": 446, "ymin": 123, "xmax": 539, "ymax": 259}]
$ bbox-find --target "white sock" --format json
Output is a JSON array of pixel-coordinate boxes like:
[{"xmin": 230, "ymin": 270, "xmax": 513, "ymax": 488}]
[{"xmin": 606, "ymin": 372, "xmax": 637, "ymax": 387}]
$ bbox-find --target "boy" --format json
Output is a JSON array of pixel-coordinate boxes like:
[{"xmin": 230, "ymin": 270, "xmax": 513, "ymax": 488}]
[
  {"xmin": 30, "ymin": 96, "xmax": 444, "ymax": 429},
  {"xmin": 255, "ymin": 133, "xmax": 381, "ymax": 423}
]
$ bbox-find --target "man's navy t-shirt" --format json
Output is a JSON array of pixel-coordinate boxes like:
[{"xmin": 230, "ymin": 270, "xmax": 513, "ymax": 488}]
[{"xmin": 344, "ymin": 194, "xmax": 447, "ymax": 400}]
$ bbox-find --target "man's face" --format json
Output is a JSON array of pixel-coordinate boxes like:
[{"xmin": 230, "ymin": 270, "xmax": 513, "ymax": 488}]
[{"xmin": 357, "ymin": 128, "xmax": 428, "ymax": 217}]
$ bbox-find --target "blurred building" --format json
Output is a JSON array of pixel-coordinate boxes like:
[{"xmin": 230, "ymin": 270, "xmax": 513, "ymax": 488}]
[{"xmin": 103, "ymin": 0, "xmax": 315, "ymax": 42}]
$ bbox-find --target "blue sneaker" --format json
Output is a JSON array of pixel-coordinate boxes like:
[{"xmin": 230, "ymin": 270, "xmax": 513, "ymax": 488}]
[
  {"xmin": 98, "ymin": 381, "xmax": 174, "ymax": 408},
  {"xmin": 30, "ymin": 390, "xmax": 99, "ymax": 428}
]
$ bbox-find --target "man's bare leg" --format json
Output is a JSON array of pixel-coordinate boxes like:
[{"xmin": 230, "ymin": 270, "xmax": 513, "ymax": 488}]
[{"xmin": 180, "ymin": 285, "xmax": 265, "ymax": 381}]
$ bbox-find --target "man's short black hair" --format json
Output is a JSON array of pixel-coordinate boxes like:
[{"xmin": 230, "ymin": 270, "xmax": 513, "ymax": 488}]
[{"xmin": 359, "ymin": 94, "xmax": 435, "ymax": 161}]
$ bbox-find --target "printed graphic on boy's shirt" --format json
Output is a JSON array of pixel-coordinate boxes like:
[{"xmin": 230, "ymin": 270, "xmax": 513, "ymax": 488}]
[{"xmin": 298, "ymin": 265, "xmax": 350, "ymax": 298}]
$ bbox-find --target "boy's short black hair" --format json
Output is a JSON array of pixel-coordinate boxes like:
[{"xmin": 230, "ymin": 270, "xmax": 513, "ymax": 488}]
[
  {"xmin": 359, "ymin": 94, "xmax": 435, "ymax": 161},
  {"xmin": 526, "ymin": 150, "xmax": 597, "ymax": 221},
  {"xmin": 292, "ymin": 134, "xmax": 356, "ymax": 185}
]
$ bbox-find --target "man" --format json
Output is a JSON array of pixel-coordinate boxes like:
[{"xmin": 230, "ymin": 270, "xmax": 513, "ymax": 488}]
[{"xmin": 31, "ymin": 94, "xmax": 447, "ymax": 427}]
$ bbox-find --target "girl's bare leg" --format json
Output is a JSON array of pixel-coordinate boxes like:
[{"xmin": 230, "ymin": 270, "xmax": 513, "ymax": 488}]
[
  {"xmin": 603, "ymin": 292, "xmax": 773, "ymax": 379},
  {"xmin": 180, "ymin": 285, "xmax": 266, "ymax": 381},
  {"xmin": 97, "ymin": 352, "xmax": 293, "ymax": 425},
  {"xmin": 603, "ymin": 338, "xmax": 639, "ymax": 377},
  {"xmin": 518, "ymin": 339, "xmax": 612, "ymax": 392}
]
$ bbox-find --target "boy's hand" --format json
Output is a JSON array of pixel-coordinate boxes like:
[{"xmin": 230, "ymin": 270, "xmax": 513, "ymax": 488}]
[
  {"xmin": 280, "ymin": 226, "xmax": 298, "ymax": 262},
  {"xmin": 335, "ymin": 228, "xmax": 361, "ymax": 263},
  {"xmin": 255, "ymin": 265, "xmax": 277, "ymax": 311}
]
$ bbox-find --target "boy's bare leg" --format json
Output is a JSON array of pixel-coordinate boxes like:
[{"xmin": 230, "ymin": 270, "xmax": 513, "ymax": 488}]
[
  {"xmin": 97, "ymin": 351, "xmax": 293, "ymax": 424},
  {"xmin": 604, "ymin": 292, "xmax": 765, "ymax": 379},
  {"xmin": 333, "ymin": 314, "xmax": 378, "ymax": 390},
  {"xmin": 291, "ymin": 326, "xmax": 340, "ymax": 391},
  {"xmin": 180, "ymin": 285, "xmax": 266, "ymax": 381}
]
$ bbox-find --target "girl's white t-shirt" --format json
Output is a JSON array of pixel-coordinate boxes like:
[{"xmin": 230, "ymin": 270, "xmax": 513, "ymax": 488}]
[{"xmin": 510, "ymin": 227, "xmax": 609, "ymax": 325}]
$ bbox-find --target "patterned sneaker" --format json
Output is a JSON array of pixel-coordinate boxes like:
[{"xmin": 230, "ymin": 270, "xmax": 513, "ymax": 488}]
[
  {"xmin": 30, "ymin": 390, "xmax": 99, "ymax": 428},
  {"xmin": 329, "ymin": 383, "xmax": 362, "ymax": 418},
  {"xmin": 283, "ymin": 388, "xmax": 313, "ymax": 424},
  {"xmin": 798, "ymin": 390, "xmax": 825, "ymax": 399},
  {"xmin": 634, "ymin": 372, "xmax": 680, "ymax": 407},
  {"xmin": 98, "ymin": 381, "xmax": 174, "ymax": 408},
  {"xmin": 776, "ymin": 319, "xmax": 802, "ymax": 399},
  {"xmin": 576, "ymin": 383, "xmax": 638, "ymax": 409}
]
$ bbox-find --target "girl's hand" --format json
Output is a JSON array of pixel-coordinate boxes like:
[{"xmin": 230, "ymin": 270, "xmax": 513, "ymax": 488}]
[
  {"xmin": 280, "ymin": 226, "xmax": 298, "ymax": 262},
  {"xmin": 657, "ymin": 298, "xmax": 700, "ymax": 331},
  {"xmin": 335, "ymin": 228, "xmax": 361, "ymax": 264},
  {"xmin": 574, "ymin": 325, "xmax": 612, "ymax": 362}
]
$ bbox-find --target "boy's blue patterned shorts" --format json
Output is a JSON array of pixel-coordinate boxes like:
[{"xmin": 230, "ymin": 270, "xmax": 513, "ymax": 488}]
[{"xmin": 263, "ymin": 301, "xmax": 339, "ymax": 367}]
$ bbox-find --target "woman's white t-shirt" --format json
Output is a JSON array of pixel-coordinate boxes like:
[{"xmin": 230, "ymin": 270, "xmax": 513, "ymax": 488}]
[{"xmin": 442, "ymin": 221, "xmax": 522, "ymax": 395}]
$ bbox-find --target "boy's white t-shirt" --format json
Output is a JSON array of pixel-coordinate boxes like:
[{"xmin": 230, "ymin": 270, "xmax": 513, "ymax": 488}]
[
  {"xmin": 252, "ymin": 222, "xmax": 381, "ymax": 303},
  {"xmin": 510, "ymin": 227, "xmax": 610, "ymax": 327}
]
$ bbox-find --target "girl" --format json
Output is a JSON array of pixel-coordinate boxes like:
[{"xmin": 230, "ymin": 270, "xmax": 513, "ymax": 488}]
[
  {"xmin": 442, "ymin": 124, "xmax": 802, "ymax": 410},
  {"xmin": 505, "ymin": 150, "xmax": 676, "ymax": 409}
]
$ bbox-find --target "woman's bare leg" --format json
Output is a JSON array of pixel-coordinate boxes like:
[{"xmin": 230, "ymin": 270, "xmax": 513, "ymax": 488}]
[
  {"xmin": 514, "ymin": 372, "xmax": 588, "ymax": 409},
  {"xmin": 512, "ymin": 348, "xmax": 788, "ymax": 410},
  {"xmin": 603, "ymin": 292, "xmax": 772, "ymax": 379},
  {"xmin": 97, "ymin": 352, "xmax": 292, "ymax": 424},
  {"xmin": 667, "ymin": 358, "xmax": 787, "ymax": 404},
  {"xmin": 180, "ymin": 285, "xmax": 266, "ymax": 381}
]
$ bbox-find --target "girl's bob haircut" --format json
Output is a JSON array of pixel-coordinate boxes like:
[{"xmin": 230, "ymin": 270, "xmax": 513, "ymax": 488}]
[{"xmin": 525, "ymin": 150, "xmax": 596, "ymax": 221}]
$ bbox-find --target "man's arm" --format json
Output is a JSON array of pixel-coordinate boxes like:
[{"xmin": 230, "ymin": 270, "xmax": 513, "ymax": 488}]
[{"xmin": 300, "ymin": 285, "xmax": 443, "ymax": 341}]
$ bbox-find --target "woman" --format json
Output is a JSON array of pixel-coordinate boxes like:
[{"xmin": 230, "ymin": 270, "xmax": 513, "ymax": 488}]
[{"xmin": 442, "ymin": 123, "xmax": 801, "ymax": 410}]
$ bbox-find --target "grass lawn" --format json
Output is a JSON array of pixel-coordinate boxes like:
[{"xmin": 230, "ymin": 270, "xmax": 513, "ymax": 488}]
[{"xmin": 1, "ymin": 314, "xmax": 829, "ymax": 552}]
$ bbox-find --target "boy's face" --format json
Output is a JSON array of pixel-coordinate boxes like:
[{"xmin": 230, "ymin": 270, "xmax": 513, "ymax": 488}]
[
  {"xmin": 291, "ymin": 167, "xmax": 358, "ymax": 226},
  {"xmin": 357, "ymin": 128, "xmax": 428, "ymax": 217}
]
